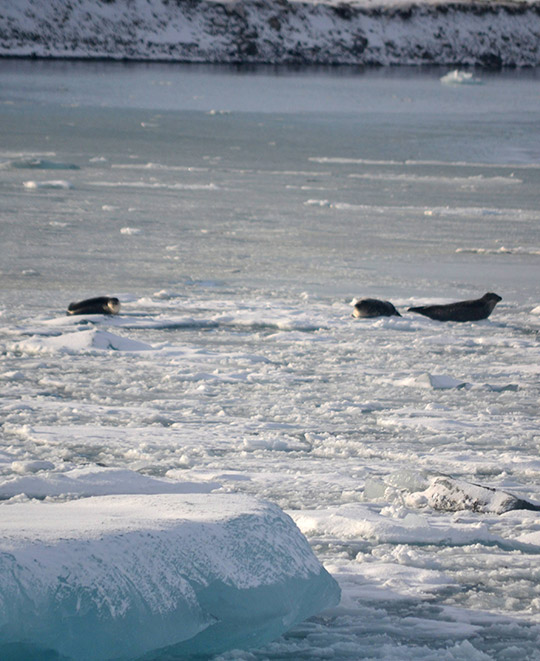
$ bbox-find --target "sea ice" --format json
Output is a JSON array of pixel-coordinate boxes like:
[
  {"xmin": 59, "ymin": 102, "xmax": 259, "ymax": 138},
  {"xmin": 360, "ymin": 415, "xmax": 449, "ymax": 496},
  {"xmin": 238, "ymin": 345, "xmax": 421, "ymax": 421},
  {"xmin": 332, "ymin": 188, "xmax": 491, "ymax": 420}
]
[
  {"xmin": 363, "ymin": 472, "xmax": 540, "ymax": 515},
  {"xmin": 22, "ymin": 180, "xmax": 73, "ymax": 189},
  {"xmin": 420, "ymin": 476, "xmax": 540, "ymax": 514},
  {"xmin": 440, "ymin": 70, "xmax": 483, "ymax": 85},
  {"xmin": 399, "ymin": 373, "xmax": 470, "ymax": 389},
  {"xmin": 11, "ymin": 328, "xmax": 154, "ymax": 353},
  {"xmin": 0, "ymin": 465, "xmax": 220, "ymax": 500},
  {"xmin": 2, "ymin": 158, "xmax": 79, "ymax": 170},
  {"xmin": 0, "ymin": 494, "xmax": 340, "ymax": 660}
]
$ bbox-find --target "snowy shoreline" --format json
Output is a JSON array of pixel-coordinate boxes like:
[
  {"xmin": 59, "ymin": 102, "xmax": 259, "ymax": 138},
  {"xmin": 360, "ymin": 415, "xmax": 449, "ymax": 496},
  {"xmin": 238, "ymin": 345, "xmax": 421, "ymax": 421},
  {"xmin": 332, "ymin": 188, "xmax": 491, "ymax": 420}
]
[{"xmin": 1, "ymin": 0, "xmax": 540, "ymax": 67}]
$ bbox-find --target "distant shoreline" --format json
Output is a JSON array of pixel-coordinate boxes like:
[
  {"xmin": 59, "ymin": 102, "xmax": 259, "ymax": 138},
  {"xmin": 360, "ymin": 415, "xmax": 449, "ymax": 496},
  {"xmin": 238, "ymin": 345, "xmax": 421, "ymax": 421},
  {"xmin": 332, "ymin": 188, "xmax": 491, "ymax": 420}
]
[{"xmin": 1, "ymin": 0, "xmax": 540, "ymax": 67}]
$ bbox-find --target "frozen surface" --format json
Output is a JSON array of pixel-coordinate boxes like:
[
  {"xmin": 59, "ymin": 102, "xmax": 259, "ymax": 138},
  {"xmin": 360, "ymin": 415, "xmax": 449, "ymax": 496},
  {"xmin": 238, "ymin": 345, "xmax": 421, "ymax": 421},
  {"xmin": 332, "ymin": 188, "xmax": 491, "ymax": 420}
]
[
  {"xmin": 0, "ymin": 494, "xmax": 339, "ymax": 660},
  {"xmin": 1, "ymin": 62, "xmax": 540, "ymax": 660}
]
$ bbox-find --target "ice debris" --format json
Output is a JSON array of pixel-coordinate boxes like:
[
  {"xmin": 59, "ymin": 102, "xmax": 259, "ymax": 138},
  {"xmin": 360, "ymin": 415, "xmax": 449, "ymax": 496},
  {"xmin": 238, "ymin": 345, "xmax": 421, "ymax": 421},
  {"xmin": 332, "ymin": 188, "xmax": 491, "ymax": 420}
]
[
  {"xmin": 440, "ymin": 70, "xmax": 483, "ymax": 85},
  {"xmin": 366, "ymin": 472, "xmax": 540, "ymax": 515},
  {"xmin": 421, "ymin": 476, "xmax": 540, "ymax": 514},
  {"xmin": 23, "ymin": 180, "xmax": 73, "ymax": 189},
  {"xmin": 0, "ymin": 466, "xmax": 220, "ymax": 500}
]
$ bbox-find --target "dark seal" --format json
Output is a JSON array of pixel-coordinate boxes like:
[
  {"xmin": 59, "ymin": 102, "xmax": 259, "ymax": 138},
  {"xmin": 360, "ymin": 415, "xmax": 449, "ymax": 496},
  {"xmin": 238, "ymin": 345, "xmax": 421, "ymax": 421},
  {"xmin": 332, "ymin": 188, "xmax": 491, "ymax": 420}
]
[
  {"xmin": 408, "ymin": 292, "xmax": 501, "ymax": 322},
  {"xmin": 352, "ymin": 298, "xmax": 401, "ymax": 318},
  {"xmin": 67, "ymin": 296, "xmax": 120, "ymax": 316}
]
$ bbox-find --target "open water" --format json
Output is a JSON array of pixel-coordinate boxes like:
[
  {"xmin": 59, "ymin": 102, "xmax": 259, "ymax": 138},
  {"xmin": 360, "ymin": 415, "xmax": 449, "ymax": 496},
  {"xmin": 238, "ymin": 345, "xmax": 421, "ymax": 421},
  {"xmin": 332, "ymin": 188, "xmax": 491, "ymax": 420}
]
[{"xmin": 1, "ymin": 60, "xmax": 540, "ymax": 660}]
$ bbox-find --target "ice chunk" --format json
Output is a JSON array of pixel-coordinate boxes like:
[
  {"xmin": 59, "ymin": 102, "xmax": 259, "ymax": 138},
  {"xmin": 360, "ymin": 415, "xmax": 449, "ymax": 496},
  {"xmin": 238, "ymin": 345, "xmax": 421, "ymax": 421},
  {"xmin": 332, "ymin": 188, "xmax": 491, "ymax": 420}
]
[
  {"xmin": 10, "ymin": 460, "xmax": 55, "ymax": 475},
  {"xmin": 0, "ymin": 466, "xmax": 220, "ymax": 500},
  {"xmin": 23, "ymin": 179, "xmax": 73, "ymax": 189},
  {"xmin": 421, "ymin": 476, "xmax": 540, "ymax": 514},
  {"xmin": 120, "ymin": 226, "xmax": 143, "ymax": 235},
  {"xmin": 12, "ymin": 328, "xmax": 153, "ymax": 353},
  {"xmin": 293, "ymin": 503, "xmax": 497, "ymax": 546},
  {"xmin": 399, "ymin": 373, "xmax": 470, "ymax": 389},
  {"xmin": 440, "ymin": 70, "xmax": 482, "ymax": 85},
  {"xmin": 0, "ymin": 494, "xmax": 340, "ymax": 660},
  {"xmin": 4, "ymin": 158, "xmax": 79, "ymax": 170}
]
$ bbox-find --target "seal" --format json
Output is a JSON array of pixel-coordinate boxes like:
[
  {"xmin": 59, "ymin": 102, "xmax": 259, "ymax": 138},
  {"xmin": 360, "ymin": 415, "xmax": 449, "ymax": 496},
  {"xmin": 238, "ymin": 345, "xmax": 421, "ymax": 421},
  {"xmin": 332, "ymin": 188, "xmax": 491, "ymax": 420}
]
[
  {"xmin": 67, "ymin": 296, "xmax": 120, "ymax": 316},
  {"xmin": 408, "ymin": 292, "xmax": 501, "ymax": 322},
  {"xmin": 352, "ymin": 298, "xmax": 401, "ymax": 318}
]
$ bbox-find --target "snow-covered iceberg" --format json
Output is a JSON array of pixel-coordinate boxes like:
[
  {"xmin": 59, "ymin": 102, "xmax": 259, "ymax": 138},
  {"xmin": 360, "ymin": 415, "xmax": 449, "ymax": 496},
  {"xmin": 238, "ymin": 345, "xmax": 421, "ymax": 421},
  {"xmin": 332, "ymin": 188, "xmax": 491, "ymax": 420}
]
[{"xmin": 0, "ymin": 494, "xmax": 340, "ymax": 660}]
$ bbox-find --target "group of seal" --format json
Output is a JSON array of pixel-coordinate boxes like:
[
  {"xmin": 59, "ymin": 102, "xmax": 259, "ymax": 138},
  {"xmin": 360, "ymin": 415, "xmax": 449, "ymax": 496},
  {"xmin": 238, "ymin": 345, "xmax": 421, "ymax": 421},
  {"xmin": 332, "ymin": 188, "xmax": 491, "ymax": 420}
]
[
  {"xmin": 353, "ymin": 292, "xmax": 502, "ymax": 322},
  {"xmin": 67, "ymin": 296, "xmax": 120, "ymax": 316},
  {"xmin": 66, "ymin": 292, "xmax": 501, "ymax": 323}
]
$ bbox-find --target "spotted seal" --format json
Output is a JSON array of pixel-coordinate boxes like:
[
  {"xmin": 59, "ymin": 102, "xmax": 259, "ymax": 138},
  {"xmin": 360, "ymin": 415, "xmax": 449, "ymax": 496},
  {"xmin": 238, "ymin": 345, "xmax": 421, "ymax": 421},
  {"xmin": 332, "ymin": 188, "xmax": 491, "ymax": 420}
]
[
  {"xmin": 67, "ymin": 296, "xmax": 120, "ymax": 316},
  {"xmin": 408, "ymin": 292, "xmax": 501, "ymax": 322},
  {"xmin": 352, "ymin": 298, "xmax": 401, "ymax": 318}
]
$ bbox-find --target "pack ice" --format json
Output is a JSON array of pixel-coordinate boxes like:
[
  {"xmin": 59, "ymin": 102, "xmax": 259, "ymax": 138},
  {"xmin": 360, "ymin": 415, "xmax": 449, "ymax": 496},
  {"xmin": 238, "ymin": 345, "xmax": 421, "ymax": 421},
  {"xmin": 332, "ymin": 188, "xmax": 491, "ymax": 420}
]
[{"xmin": 0, "ymin": 493, "xmax": 340, "ymax": 660}]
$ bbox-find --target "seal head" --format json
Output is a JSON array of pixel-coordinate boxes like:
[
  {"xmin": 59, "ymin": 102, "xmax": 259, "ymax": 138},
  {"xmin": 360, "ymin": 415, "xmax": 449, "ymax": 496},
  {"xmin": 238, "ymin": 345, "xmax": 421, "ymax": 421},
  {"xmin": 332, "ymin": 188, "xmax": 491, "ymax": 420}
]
[{"xmin": 408, "ymin": 292, "xmax": 501, "ymax": 322}]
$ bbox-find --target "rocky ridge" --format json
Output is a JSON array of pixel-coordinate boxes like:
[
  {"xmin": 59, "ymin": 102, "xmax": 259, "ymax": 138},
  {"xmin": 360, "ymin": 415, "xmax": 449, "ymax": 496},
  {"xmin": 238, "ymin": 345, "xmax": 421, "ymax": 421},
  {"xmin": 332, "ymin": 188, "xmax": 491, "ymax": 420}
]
[{"xmin": 1, "ymin": 0, "xmax": 539, "ymax": 66}]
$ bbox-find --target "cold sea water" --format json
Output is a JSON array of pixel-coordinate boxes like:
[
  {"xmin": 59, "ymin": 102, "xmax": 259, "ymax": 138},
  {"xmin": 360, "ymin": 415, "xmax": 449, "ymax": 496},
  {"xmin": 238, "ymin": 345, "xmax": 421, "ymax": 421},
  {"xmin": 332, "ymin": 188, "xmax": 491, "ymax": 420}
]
[{"xmin": 1, "ymin": 60, "xmax": 540, "ymax": 660}]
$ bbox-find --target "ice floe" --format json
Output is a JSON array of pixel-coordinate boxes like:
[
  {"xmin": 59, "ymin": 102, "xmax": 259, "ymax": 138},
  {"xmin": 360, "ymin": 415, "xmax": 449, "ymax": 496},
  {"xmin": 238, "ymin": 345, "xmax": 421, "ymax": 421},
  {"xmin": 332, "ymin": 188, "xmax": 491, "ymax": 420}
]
[
  {"xmin": 23, "ymin": 180, "xmax": 73, "ymax": 189},
  {"xmin": 1, "ymin": 158, "xmax": 79, "ymax": 170},
  {"xmin": 364, "ymin": 472, "xmax": 540, "ymax": 515},
  {"xmin": 440, "ymin": 69, "xmax": 483, "ymax": 85},
  {"xmin": 11, "ymin": 329, "xmax": 154, "ymax": 354},
  {"xmin": 0, "ymin": 465, "xmax": 219, "ymax": 500},
  {"xmin": 418, "ymin": 476, "xmax": 540, "ymax": 514}
]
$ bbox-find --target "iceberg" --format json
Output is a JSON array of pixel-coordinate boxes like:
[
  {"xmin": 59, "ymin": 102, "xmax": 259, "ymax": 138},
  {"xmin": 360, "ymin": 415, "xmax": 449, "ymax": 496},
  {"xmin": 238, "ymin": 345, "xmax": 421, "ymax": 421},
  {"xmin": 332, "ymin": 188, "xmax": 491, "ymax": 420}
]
[{"xmin": 0, "ymin": 494, "xmax": 340, "ymax": 660}]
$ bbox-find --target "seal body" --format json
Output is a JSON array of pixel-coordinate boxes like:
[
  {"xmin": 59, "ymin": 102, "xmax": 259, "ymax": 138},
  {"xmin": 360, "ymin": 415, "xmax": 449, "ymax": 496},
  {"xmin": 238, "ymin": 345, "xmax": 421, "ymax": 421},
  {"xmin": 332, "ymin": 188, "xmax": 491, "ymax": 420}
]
[
  {"xmin": 352, "ymin": 298, "xmax": 401, "ymax": 318},
  {"xmin": 408, "ymin": 292, "xmax": 501, "ymax": 322},
  {"xmin": 67, "ymin": 296, "xmax": 120, "ymax": 316}
]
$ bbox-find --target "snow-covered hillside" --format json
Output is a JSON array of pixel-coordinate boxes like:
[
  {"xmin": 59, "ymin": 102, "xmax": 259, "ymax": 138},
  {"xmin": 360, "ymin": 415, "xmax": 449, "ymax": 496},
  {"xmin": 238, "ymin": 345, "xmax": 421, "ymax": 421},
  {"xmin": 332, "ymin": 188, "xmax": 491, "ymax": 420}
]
[{"xmin": 1, "ymin": 0, "xmax": 539, "ymax": 66}]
